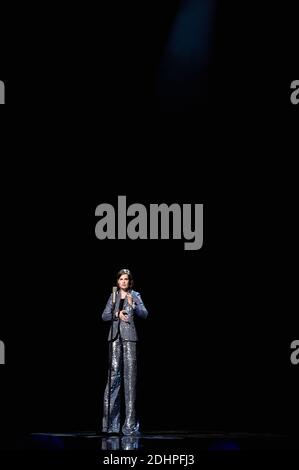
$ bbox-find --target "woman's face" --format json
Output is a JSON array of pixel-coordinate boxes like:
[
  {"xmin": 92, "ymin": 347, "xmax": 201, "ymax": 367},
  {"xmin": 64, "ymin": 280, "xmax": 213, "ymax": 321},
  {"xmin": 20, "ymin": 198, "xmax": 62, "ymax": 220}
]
[{"xmin": 118, "ymin": 274, "xmax": 129, "ymax": 291}]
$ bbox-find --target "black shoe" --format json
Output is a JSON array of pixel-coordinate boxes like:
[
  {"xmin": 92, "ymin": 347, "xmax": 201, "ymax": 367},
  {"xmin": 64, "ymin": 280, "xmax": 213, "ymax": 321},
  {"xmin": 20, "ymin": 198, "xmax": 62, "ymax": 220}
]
[{"xmin": 101, "ymin": 431, "xmax": 121, "ymax": 436}]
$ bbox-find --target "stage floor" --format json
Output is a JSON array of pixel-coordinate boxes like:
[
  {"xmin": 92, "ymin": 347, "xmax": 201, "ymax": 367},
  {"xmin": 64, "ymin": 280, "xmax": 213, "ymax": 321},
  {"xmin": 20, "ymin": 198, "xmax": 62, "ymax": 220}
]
[
  {"xmin": 1, "ymin": 430, "xmax": 298, "ymax": 467},
  {"xmin": 24, "ymin": 430, "xmax": 298, "ymax": 450}
]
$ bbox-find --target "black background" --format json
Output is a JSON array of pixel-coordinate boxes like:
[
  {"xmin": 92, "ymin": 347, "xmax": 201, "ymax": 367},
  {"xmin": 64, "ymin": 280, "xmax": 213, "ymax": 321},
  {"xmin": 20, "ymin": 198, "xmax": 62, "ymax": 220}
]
[{"xmin": 0, "ymin": 0, "xmax": 298, "ymax": 451}]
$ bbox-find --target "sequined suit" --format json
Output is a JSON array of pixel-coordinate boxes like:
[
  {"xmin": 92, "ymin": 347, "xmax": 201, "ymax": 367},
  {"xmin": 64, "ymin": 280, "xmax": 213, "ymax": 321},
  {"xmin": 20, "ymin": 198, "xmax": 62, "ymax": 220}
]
[{"xmin": 102, "ymin": 290, "xmax": 148, "ymax": 435}]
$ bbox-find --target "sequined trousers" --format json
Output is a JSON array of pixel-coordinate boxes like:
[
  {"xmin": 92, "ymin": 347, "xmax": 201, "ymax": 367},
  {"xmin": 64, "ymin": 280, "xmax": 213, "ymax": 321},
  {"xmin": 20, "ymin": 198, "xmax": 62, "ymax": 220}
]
[{"xmin": 102, "ymin": 338, "xmax": 139, "ymax": 435}]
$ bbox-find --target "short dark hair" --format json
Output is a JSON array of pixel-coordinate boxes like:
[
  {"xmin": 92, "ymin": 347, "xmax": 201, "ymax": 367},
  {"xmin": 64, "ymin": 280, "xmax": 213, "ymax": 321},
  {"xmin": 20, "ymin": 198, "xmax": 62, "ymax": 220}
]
[{"xmin": 116, "ymin": 268, "xmax": 134, "ymax": 289}]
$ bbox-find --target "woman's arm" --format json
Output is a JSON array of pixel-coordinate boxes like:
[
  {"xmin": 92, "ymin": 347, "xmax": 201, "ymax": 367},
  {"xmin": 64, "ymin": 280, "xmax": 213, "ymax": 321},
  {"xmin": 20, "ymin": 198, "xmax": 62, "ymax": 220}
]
[
  {"xmin": 102, "ymin": 294, "xmax": 114, "ymax": 321},
  {"xmin": 132, "ymin": 293, "xmax": 148, "ymax": 319}
]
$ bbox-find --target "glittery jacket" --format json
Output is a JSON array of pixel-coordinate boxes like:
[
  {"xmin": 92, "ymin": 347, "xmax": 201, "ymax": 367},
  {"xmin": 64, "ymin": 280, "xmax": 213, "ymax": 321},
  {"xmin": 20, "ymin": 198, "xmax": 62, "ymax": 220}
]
[{"xmin": 102, "ymin": 290, "xmax": 148, "ymax": 341}]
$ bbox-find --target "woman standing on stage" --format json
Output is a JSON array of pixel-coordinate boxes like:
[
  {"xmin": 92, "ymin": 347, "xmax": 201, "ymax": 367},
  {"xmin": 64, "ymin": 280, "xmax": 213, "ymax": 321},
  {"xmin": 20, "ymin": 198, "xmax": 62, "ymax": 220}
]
[{"xmin": 102, "ymin": 268, "xmax": 148, "ymax": 435}]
